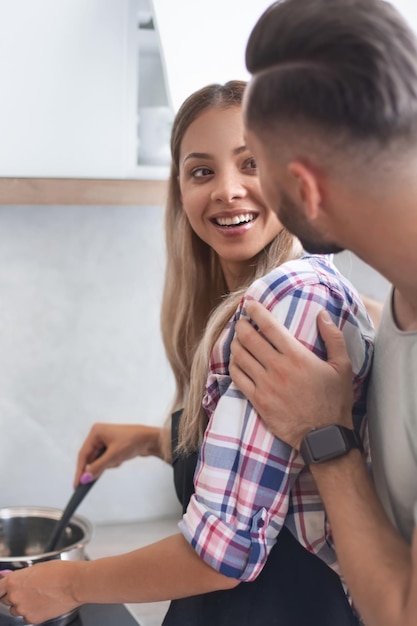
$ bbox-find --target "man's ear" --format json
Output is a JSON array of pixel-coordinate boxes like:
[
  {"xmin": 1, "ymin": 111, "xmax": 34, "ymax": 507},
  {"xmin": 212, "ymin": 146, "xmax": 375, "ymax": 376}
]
[{"xmin": 287, "ymin": 160, "xmax": 322, "ymax": 220}]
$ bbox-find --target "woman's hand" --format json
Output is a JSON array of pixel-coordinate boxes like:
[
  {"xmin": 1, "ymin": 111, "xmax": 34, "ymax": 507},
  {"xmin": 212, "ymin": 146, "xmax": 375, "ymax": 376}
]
[
  {"xmin": 73, "ymin": 423, "xmax": 166, "ymax": 487},
  {"xmin": 0, "ymin": 561, "xmax": 82, "ymax": 625},
  {"xmin": 229, "ymin": 300, "xmax": 354, "ymax": 449}
]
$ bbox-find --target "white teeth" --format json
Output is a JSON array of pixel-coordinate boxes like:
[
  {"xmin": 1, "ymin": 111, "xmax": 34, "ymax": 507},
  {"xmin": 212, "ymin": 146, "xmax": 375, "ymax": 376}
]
[{"xmin": 215, "ymin": 214, "xmax": 255, "ymax": 226}]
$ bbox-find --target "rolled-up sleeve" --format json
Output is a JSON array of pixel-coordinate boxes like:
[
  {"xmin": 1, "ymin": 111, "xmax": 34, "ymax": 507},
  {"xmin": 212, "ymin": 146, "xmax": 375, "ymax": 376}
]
[{"xmin": 179, "ymin": 383, "xmax": 302, "ymax": 581}]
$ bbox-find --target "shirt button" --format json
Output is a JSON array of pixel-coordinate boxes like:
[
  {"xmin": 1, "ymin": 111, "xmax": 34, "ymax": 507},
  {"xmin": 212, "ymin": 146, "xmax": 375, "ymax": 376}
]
[{"xmin": 257, "ymin": 519, "xmax": 265, "ymax": 529}]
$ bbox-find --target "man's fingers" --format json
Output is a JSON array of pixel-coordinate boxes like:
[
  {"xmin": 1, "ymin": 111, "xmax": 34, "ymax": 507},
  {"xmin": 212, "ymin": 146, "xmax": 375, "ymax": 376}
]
[
  {"xmin": 317, "ymin": 310, "xmax": 351, "ymax": 371},
  {"xmin": 244, "ymin": 302, "xmax": 351, "ymax": 371},
  {"xmin": 230, "ymin": 334, "xmax": 264, "ymax": 381},
  {"xmin": 244, "ymin": 300, "xmax": 299, "ymax": 356},
  {"xmin": 232, "ymin": 320, "xmax": 266, "ymax": 369},
  {"xmin": 229, "ymin": 356, "xmax": 256, "ymax": 399}
]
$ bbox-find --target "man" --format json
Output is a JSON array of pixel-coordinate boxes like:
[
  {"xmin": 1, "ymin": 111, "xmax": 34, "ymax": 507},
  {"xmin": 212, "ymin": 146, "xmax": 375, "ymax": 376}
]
[{"xmin": 229, "ymin": 1, "xmax": 417, "ymax": 625}]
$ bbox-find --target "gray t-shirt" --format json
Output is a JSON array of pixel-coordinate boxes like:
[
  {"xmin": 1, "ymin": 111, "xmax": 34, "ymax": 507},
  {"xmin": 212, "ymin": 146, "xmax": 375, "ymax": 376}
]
[{"xmin": 367, "ymin": 289, "xmax": 417, "ymax": 542}]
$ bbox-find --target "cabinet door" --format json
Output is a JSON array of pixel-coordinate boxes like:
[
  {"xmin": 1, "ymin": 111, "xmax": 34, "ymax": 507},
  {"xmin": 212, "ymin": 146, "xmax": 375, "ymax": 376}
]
[
  {"xmin": 0, "ymin": 0, "xmax": 137, "ymax": 179},
  {"xmin": 152, "ymin": 0, "xmax": 273, "ymax": 112}
]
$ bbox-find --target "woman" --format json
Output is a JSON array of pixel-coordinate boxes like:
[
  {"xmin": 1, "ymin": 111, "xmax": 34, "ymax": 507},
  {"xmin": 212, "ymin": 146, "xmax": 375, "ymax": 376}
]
[{"xmin": 0, "ymin": 82, "xmax": 373, "ymax": 625}]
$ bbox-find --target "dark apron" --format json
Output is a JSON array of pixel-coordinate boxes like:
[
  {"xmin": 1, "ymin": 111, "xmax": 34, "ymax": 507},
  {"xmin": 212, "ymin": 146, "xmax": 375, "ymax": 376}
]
[{"xmin": 163, "ymin": 410, "xmax": 361, "ymax": 626}]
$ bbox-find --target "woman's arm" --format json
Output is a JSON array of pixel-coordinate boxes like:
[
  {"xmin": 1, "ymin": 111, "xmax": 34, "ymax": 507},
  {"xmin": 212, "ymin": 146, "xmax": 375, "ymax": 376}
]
[{"xmin": 0, "ymin": 534, "xmax": 238, "ymax": 625}]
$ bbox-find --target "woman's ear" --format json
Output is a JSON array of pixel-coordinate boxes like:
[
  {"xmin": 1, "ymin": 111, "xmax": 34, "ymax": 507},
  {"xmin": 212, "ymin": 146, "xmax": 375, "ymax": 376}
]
[{"xmin": 287, "ymin": 161, "xmax": 323, "ymax": 220}]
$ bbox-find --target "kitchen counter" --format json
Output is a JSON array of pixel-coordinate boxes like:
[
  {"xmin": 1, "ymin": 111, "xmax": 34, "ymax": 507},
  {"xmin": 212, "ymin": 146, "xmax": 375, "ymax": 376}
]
[{"xmin": 87, "ymin": 517, "xmax": 180, "ymax": 626}]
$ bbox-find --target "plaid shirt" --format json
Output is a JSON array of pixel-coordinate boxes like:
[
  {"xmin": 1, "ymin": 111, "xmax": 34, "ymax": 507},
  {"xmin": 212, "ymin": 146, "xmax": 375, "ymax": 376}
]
[{"xmin": 179, "ymin": 254, "xmax": 375, "ymax": 584}]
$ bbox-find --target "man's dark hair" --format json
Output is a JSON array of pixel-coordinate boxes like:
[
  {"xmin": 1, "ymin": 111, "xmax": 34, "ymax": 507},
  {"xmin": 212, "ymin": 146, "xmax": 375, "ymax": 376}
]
[{"xmin": 245, "ymin": 0, "xmax": 417, "ymax": 144}]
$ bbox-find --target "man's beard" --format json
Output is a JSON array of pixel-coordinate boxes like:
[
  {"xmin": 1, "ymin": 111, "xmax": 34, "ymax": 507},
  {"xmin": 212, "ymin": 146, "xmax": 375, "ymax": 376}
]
[{"xmin": 278, "ymin": 190, "xmax": 344, "ymax": 255}]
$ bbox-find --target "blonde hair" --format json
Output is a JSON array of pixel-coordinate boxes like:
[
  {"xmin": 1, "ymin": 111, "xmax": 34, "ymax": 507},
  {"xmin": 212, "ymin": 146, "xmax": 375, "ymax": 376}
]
[{"xmin": 160, "ymin": 81, "xmax": 298, "ymax": 454}]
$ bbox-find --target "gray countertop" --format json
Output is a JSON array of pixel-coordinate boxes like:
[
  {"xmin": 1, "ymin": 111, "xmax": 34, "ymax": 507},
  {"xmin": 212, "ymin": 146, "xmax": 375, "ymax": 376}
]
[{"xmin": 87, "ymin": 517, "xmax": 180, "ymax": 626}]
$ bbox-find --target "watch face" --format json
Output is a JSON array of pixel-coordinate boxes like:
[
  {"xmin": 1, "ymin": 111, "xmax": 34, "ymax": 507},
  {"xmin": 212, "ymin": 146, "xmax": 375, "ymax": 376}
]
[{"xmin": 306, "ymin": 425, "xmax": 347, "ymax": 462}]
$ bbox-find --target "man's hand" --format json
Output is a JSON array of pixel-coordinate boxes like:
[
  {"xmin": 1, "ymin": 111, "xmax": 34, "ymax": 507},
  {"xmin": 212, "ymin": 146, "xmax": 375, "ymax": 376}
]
[{"xmin": 229, "ymin": 300, "xmax": 355, "ymax": 449}]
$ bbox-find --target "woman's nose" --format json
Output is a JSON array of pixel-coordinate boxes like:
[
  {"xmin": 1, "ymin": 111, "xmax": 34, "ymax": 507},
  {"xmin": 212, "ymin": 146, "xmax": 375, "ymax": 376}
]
[{"xmin": 211, "ymin": 170, "xmax": 246, "ymax": 203}]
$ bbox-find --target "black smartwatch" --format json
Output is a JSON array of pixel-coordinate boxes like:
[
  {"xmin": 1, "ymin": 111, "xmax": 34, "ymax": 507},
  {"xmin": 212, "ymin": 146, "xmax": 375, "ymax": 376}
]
[{"xmin": 300, "ymin": 424, "xmax": 363, "ymax": 465}]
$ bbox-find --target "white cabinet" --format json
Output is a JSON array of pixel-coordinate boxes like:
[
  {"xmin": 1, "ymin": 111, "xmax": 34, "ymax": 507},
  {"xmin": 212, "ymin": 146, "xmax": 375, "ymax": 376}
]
[
  {"xmin": 0, "ymin": 0, "xmax": 170, "ymax": 180},
  {"xmin": 0, "ymin": 0, "xmax": 273, "ymax": 180}
]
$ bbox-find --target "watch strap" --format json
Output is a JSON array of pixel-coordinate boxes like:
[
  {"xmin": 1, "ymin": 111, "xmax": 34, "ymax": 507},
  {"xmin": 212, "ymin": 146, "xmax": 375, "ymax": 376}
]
[{"xmin": 341, "ymin": 425, "xmax": 364, "ymax": 452}]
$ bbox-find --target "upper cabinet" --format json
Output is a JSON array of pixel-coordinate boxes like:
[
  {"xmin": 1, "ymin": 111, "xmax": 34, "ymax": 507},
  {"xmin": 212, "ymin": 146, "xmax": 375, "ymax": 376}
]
[
  {"xmin": 0, "ymin": 0, "xmax": 272, "ymax": 180},
  {"xmin": 0, "ymin": 0, "xmax": 147, "ymax": 179}
]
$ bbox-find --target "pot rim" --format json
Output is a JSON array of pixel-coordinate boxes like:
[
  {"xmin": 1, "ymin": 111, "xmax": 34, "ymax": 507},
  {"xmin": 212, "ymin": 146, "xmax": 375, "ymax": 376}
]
[{"xmin": 0, "ymin": 505, "xmax": 93, "ymax": 562}]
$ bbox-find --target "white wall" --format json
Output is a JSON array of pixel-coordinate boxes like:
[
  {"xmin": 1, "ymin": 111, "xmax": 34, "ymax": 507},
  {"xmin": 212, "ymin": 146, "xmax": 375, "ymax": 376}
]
[
  {"xmin": 0, "ymin": 204, "xmax": 180, "ymax": 525},
  {"xmin": 391, "ymin": 1, "xmax": 417, "ymax": 33},
  {"xmin": 152, "ymin": 0, "xmax": 274, "ymax": 111},
  {"xmin": 334, "ymin": 251, "xmax": 390, "ymax": 302}
]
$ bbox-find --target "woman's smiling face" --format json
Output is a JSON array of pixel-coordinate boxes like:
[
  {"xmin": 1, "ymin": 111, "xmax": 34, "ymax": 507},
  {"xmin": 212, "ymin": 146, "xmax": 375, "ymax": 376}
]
[{"xmin": 178, "ymin": 105, "xmax": 283, "ymax": 289}]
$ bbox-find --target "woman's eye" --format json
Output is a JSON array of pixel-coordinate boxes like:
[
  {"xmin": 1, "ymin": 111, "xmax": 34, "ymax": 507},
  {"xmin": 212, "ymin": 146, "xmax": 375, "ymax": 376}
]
[
  {"xmin": 191, "ymin": 166, "xmax": 213, "ymax": 178},
  {"xmin": 244, "ymin": 157, "xmax": 257, "ymax": 171}
]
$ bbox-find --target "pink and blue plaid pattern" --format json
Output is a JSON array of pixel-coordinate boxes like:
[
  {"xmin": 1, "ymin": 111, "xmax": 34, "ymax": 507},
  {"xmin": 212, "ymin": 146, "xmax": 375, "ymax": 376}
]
[{"xmin": 180, "ymin": 254, "xmax": 374, "ymax": 584}]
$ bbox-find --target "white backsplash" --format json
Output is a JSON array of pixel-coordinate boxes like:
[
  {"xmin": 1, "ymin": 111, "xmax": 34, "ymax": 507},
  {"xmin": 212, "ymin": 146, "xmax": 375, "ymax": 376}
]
[
  {"xmin": 0, "ymin": 204, "xmax": 180, "ymax": 524},
  {"xmin": 0, "ymin": 205, "xmax": 389, "ymax": 526}
]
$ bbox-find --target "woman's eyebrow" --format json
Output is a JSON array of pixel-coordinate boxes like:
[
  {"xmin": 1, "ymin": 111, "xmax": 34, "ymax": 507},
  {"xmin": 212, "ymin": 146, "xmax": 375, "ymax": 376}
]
[
  {"xmin": 183, "ymin": 151, "xmax": 213, "ymax": 164},
  {"xmin": 183, "ymin": 145, "xmax": 248, "ymax": 165}
]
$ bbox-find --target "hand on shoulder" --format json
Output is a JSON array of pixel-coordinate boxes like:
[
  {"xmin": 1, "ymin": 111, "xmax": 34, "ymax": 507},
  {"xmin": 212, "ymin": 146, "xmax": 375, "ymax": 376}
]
[{"xmin": 230, "ymin": 301, "xmax": 354, "ymax": 449}]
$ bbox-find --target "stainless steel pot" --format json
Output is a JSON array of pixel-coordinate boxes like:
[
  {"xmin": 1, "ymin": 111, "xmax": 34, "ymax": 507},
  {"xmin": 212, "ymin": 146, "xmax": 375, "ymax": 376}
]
[
  {"xmin": 0, "ymin": 506, "xmax": 93, "ymax": 626},
  {"xmin": 0, "ymin": 506, "xmax": 92, "ymax": 569}
]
